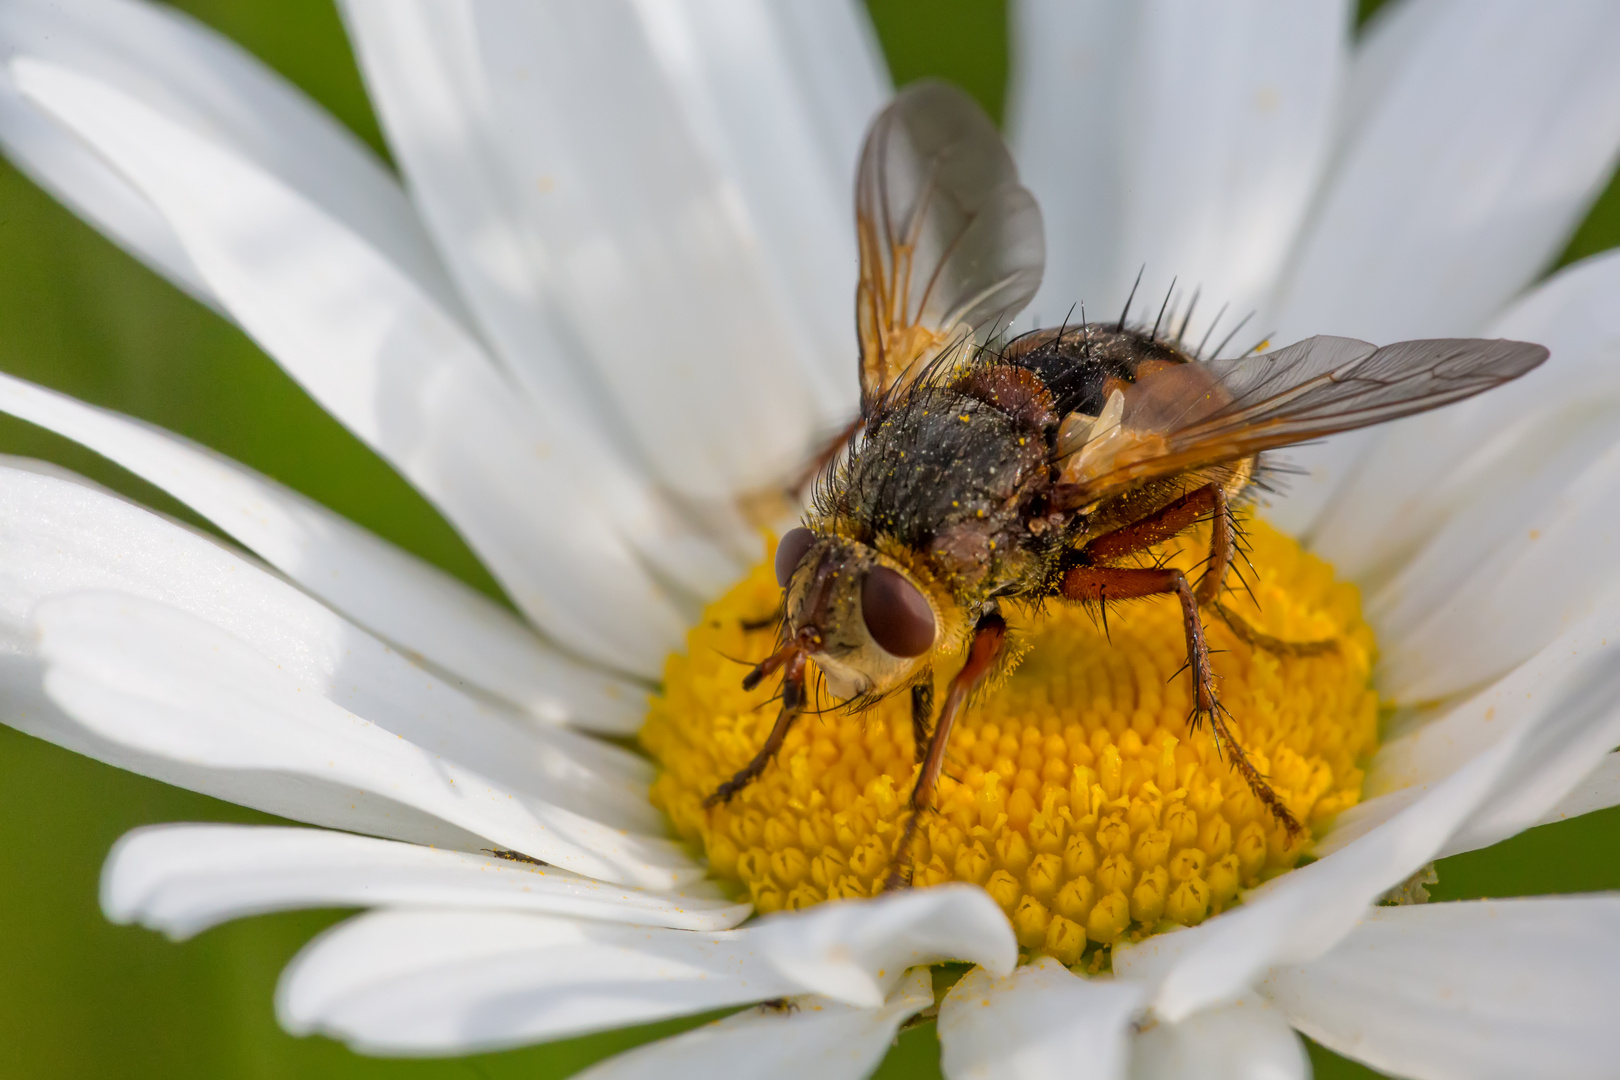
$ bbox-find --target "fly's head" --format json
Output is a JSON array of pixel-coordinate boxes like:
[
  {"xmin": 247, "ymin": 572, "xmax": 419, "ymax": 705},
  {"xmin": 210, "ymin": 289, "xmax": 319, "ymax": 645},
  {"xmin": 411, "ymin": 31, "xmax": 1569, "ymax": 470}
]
[{"xmin": 755, "ymin": 527, "xmax": 941, "ymax": 702}]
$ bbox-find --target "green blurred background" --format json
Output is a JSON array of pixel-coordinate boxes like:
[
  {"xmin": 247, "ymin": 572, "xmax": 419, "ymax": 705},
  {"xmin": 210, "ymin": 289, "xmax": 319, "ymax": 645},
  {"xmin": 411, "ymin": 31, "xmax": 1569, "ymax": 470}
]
[{"xmin": 1, "ymin": 2, "xmax": 1617, "ymax": 1077}]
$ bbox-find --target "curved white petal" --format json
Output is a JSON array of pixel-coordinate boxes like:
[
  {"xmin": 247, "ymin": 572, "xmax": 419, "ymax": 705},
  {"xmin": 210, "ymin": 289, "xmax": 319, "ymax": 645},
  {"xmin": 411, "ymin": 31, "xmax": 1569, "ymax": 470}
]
[
  {"xmin": 615, "ymin": 0, "xmax": 883, "ymax": 421},
  {"xmin": 0, "ymin": 0, "xmax": 459, "ymax": 314},
  {"xmin": 1364, "ymin": 603, "xmax": 1620, "ymax": 801},
  {"xmin": 0, "ymin": 370, "xmax": 648, "ymax": 733},
  {"xmin": 1011, "ymin": 0, "xmax": 1348, "ymax": 342},
  {"xmin": 1266, "ymin": 898, "xmax": 1620, "ymax": 1080},
  {"xmin": 575, "ymin": 967, "xmax": 932, "ymax": 1080},
  {"xmin": 1273, "ymin": 0, "xmax": 1620, "ymax": 345},
  {"xmin": 103, "ymin": 824, "xmax": 747, "ymax": 940},
  {"xmin": 751, "ymin": 886, "xmax": 1016, "ymax": 1007},
  {"xmin": 1265, "ymin": 0, "xmax": 1620, "ymax": 537},
  {"xmin": 1128, "ymin": 996, "xmax": 1307, "ymax": 1080},
  {"xmin": 1007, "ymin": 0, "xmax": 1134, "ymax": 326},
  {"xmin": 1323, "ymin": 607, "xmax": 1620, "ymax": 859},
  {"xmin": 276, "ymin": 908, "xmax": 800, "ymax": 1056},
  {"xmin": 0, "ymin": 466, "xmax": 656, "ymax": 829},
  {"xmin": 1310, "ymin": 249, "xmax": 1620, "ymax": 588},
  {"xmin": 341, "ymin": 0, "xmax": 847, "ymax": 500},
  {"xmin": 35, "ymin": 591, "xmax": 695, "ymax": 889},
  {"xmin": 2, "ymin": 618, "xmax": 496, "ymax": 854},
  {"xmin": 1121, "ymin": 644, "xmax": 1620, "ymax": 1022},
  {"xmin": 13, "ymin": 56, "xmax": 701, "ymax": 673},
  {"xmin": 938, "ymin": 958, "xmax": 1144, "ymax": 1080},
  {"xmin": 1373, "ymin": 432, "xmax": 1620, "ymax": 701},
  {"xmin": 1536, "ymin": 750, "xmax": 1620, "ymax": 827}
]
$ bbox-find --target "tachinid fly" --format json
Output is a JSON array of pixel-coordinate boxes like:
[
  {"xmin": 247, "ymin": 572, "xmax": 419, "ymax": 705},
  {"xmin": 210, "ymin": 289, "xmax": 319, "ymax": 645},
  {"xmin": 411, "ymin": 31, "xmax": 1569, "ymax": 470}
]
[{"xmin": 710, "ymin": 80, "xmax": 1548, "ymax": 889}]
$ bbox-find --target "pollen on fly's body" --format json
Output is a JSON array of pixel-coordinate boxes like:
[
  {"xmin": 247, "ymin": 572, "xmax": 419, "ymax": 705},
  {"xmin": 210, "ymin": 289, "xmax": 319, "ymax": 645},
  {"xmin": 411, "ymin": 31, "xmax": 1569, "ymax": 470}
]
[
  {"xmin": 695, "ymin": 78, "xmax": 1548, "ymax": 900},
  {"xmin": 479, "ymin": 854, "xmax": 550, "ymax": 867}
]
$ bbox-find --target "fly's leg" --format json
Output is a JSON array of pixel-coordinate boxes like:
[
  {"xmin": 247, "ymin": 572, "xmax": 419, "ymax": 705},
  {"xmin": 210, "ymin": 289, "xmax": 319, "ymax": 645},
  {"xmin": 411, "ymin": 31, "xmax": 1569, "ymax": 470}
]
[
  {"xmin": 1209, "ymin": 600, "xmax": 1338, "ymax": 657},
  {"xmin": 884, "ymin": 611, "xmax": 1007, "ymax": 891},
  {"xmin": 1193, "ymin": 484, "xmax": 1233, "ymax": 606},
  {"xmin": 1202, "ymin": 489, "xmax": 1340, "ymax": 655},
  {"xmin": 910, "ymin": 682, "xmax": 935, "ymax": 765},
  {"xmin": 1086, "ymin": 482, "xmax": 1337, "ymax": 657},
  {"xmin": 704, "ymin": 652, "xmax": 808, "ymax": 808},
  {"xmin": 1060, "ymin": 561, "xmax": 1304, "ymax": 839}
]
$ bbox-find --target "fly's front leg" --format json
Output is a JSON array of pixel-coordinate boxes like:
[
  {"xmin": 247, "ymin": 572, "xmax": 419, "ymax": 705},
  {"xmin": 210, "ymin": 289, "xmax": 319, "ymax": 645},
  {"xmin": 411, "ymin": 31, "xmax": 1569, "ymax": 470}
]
[
  {"xmin": 704, "ymin": 652, "xmax": 807, "ymax": 808},
  {"xmin": 1061, "ymin": 562, "xmax": 1303, "ymax": 839},
  {"xmin": 884, "ymin": 611, "xmax": 1007, "ymax": 891}
]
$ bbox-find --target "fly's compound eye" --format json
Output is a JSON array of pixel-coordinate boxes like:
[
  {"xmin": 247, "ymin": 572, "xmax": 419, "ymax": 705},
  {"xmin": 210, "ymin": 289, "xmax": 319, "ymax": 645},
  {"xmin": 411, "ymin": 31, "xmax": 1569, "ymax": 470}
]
[
  {"xmin": 775, "ymin": 527, "xmax": 816, "ymax": 587},
  {"xmin": 861, "ymin": 566, "xmax": 936, "ymax": 657}
]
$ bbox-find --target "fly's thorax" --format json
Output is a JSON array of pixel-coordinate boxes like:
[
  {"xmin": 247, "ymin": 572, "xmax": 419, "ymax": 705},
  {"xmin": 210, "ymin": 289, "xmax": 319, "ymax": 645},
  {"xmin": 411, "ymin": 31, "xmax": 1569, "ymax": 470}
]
[
  {"xmin": 783, "ymin": 532, "xmax": 958, "ymax": 702},
  {"xmin": 838, "ymin": 385, "xmax": 1053, "ymax": 597}
]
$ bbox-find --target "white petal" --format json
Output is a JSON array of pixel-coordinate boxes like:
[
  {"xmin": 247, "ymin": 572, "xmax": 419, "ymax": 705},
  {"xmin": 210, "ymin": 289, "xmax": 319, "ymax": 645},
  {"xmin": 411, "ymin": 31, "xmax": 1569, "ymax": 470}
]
[
  {"xmin": 751, "ymin": 886, "xmax": 1016, "ymax": 1008},
  {"xmin": 627, "ymin": 0, "xmax": 884, "ymax": 421},
  {"xmin": 1113, "ymin": 1, "xmax": 1351, "ymax": 347},
  {"xmin": 1265, "ymin": 898, "xmax": 1620, "ymax": 1080},
  {"xmin": 1309, "ymin": 249, "xmax": 1620, "ymax": 588},
  {"xmin": 1007, "ymin": 0, "xmax": 1134, "ymax": 327},
  {"xmin": 1370, "ymin": 433, "xmax": 1620, "ymax": 703},
  {"xmin": 1010, "ymin": 0, "xmax": 1349, "ymax": 342},
  {"xmin": 341, "ymin": 0, "xmax": 841, "ymax": 500},
  {"xmin": 1364, "ymin": 603, "xmax": 1620, "ymax": 801},
  {"xmin": 1272, "ymin": 0, "xmax": 1620, "ymax": 345},
  {"xmin": 103, "ymin": 824, "xmax": 747, "ymax": 940},
  {"xmin": 1263, "ymin": 1, "xmax": 1620, "ymax": 538},
  {"xmin": 0, "ymin": 370, "xmax": 647, "ymax": 733},
  {"xmin": 1128, "ymin": 996, "xmax": 1307, "ymax": 1080},
  {"xmin": 0, "ymin": 0, "xmax": 459, "ymax": 314},
  {"xmin": 938, "ymin": 958, "xmax": 1144, "ymax": 1080},
  {"xmin": 1324, "ymin": 619, "xmax": 1620, "ymax": 856},
  {"xmin": 35, "ymin": 590, "xmax": 695, "ymax": 890},
  {"xmin": 276, "ymin": 908, "xmax": 800, "ymax": 1055},
  {"xmin": 575, "ymin": 966, "xmax": 932, "ymax": 1080},
  {"xmin": 1123, "ymin": 643, "xmax": 1620, "ymax": 1022},
  {"xmin": 1536, "ymin": 750, "xmax": 1620, "ymax": 827},
  {"xmin": 0, "ymin": 466, "xmax": 657, "ymax": 830},
  {"xmin": 13, "ymin": 57, "xmax": 699, "ymax": 673}
]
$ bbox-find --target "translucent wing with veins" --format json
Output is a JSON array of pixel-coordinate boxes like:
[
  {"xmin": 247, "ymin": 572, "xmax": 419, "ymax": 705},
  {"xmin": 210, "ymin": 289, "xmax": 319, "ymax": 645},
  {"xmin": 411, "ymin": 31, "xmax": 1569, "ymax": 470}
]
[
  {"xmin": 1056, "ymin": 336, "xmax": 1549, "ymax": 506},
  {"xmin": 855, "ymin": 80, "xmax": 1045, "ymax": 414}
]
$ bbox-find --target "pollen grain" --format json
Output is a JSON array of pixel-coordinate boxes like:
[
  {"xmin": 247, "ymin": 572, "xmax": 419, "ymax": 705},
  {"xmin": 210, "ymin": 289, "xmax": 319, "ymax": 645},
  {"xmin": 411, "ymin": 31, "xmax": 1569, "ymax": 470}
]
[{"xmin": 642, "ymin": 516, "xmax": 1378, "ymax": 964}]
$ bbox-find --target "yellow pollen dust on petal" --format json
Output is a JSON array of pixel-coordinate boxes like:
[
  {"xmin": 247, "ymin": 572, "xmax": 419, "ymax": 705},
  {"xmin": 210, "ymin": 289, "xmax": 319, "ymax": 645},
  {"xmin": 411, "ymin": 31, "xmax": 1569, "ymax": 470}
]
[{"xmin": 642, "ymin": 516, "xmax": 1379, "ymax": 965}]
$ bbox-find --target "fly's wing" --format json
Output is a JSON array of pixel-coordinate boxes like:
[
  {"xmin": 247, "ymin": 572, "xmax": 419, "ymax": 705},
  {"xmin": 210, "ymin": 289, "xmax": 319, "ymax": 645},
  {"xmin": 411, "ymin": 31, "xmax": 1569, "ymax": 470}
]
[
  {"xmin": 856, "ymin": 80, "xmax": 1045, "ymax": 415},
  {"xmin": 1055, "ymin": 336, "xmax": 1550, "ymax": 505}
]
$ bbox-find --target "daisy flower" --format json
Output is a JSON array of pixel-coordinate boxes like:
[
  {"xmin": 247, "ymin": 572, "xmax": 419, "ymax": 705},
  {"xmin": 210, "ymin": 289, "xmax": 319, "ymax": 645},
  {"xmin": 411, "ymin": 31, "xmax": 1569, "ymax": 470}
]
[{"xmin": 3, "ymin": 1, "xmax": 1620, "ymax": 1078}]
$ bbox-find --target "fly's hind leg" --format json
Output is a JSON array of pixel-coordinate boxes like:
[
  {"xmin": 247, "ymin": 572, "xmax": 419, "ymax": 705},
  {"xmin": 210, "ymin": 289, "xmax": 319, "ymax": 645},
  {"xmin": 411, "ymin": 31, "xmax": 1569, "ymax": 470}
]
[
  {"xmin": 884, "ymin": 611, "xmax": 1007, "ymax": 891},
  {"xmin": 1196, "ymin": 486, "xmax": 1339, "ymax": 657},
  {"xmin": 1069, "ymin": 501, "xmax": 1308, "ymax": 841}
]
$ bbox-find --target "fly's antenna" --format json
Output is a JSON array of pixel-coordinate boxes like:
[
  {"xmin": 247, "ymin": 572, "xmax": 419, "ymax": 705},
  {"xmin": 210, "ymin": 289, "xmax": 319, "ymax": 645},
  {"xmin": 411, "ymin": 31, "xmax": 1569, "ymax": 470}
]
[
  {"xmin": 1195, "ymin": 302, "xmax": 1230, "ymax": 360},
  {"xmin": 1175, "ymin": 287, "xmax": 1201, "ymax": 348},
  {"xmin": 1118, "ymin": 265, "xmax": 1145, "ymax": 331},
  {"xmin": 1210, "ymin": 310, "xmax": 1256, "ymax": 360},
  {"xmin": 1150, "ymin": 275, "xmax": 1178, "ymax": 341}
]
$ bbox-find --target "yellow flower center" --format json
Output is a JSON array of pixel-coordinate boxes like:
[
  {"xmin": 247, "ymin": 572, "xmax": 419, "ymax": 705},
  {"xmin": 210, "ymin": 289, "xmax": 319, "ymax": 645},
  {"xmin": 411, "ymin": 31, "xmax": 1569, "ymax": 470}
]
[{"xmin": 643, "ymin": 516, "xmax": 1378, "ymax": 965}]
